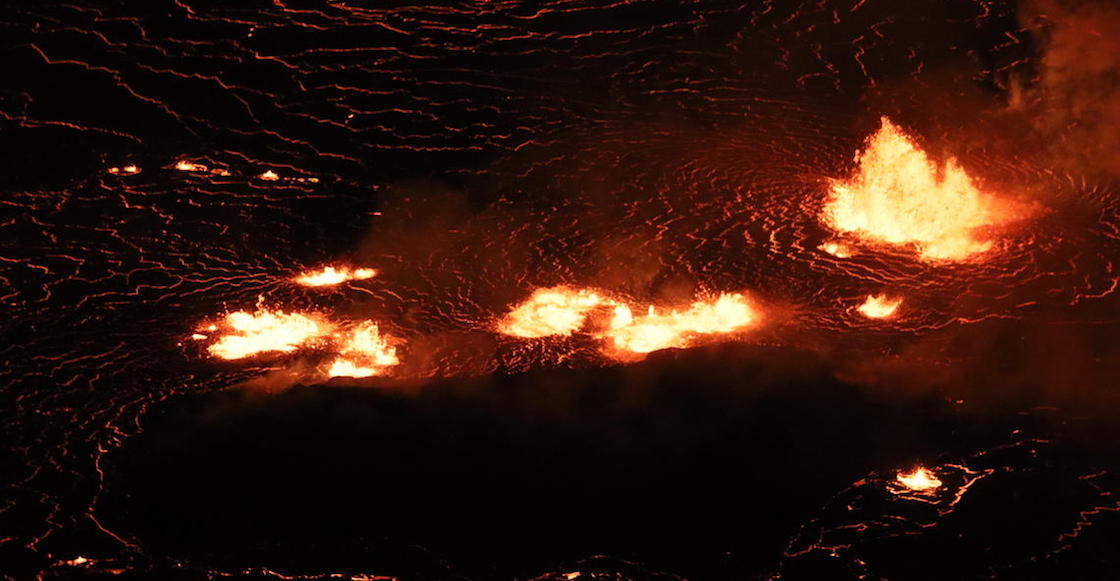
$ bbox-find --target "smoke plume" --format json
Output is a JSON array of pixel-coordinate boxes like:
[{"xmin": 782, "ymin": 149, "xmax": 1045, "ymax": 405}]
[{"xmin": 1016, "ymin": 0, "xmax": 1120, "ymax": 175}]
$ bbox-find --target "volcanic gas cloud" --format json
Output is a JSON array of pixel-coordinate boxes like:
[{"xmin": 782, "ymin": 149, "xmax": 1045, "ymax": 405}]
[
  {"xmin": 499, "ymin": 287, "xmax": 758, "ymax": 356},
  {"xmin": 824, "ymin": 117, "xmax": 1003, "ymax": 261}
]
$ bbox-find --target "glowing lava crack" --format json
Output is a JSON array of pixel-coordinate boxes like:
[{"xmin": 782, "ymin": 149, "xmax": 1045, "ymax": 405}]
[{"xmin": 824, "ymin": 117, "xmax": 1007, "ymax": 261}]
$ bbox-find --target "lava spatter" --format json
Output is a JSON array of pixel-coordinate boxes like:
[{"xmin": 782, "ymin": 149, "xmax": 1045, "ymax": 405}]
[
  {"xmin": 824, "ymin": 117, "xmax": 1006, "ymax": 261},
  {"xmin": 199, "ymin": 310, "xmax": 400, "ymax": 378},
  {"xmin": 894, "ymin": 466, "xmax": 942, "ymax": 493},
  {"xmin": 600, "ymin": 293, "xmax": 757, "ymax": 355},
  {"xmin": 325, "ymin": 320, "xmax": 399, "ymax": 378},
  {"xmin": 205, "ymin": 309, "xmax": 334, "ymax": 360},
  {"xmin": 498, "ymin": 287, "xmax": 614, "ymax": 338},
  {"xmin": 856, "ymin": 294, "xmax": 902, "ymax": 319},
  {"xmin": 294, "ymin": 266, "xmax": 378, "ymax": 287},
  {"xmin": 499, "ymin": 288, "xmax": 759, "ymax": 356}
]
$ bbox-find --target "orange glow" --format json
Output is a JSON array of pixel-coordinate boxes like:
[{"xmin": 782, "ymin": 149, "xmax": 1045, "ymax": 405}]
[
  {"xmin": 174, "ymin": 160, "xmax": 207, "ymax": 172},
  {"xmin": 895, "ymin": 466, "xmax": 942, "ymax": 492},
  {"xmin": 201, "ymin": 310, "xmax": 401, "ymax": 378},
  {"xmin": 325, "ymin": 358, "xmax": 381, "ymax": 378},
  {"xmin": 259, "ymin": 170, "xmax": 280, "ymax": 181},
  {"xmin": 206, "ymin": 309, "xmax": 333, "ymax": 360},
  {"xmin": 824, "ymin": 117, "xmax": 1000, "ymax": 261},
  {"xmin": 601, "ymin": 293, "xmax": 756, "ymax": 354},
  {"xmin": 499, "ymin": 286, "xmax": 612, "ymax": 338},
  {"xmin": 294, "ymin": 266, "xmax": 378, "ymax": 287},
  {"xmin": 107, "ymin": 164, "xmax": 141, "ymax": 176},
  {"xmin": 325, "ymin": 320, "xmax": 399, "ymax": 378},
  {"xmin": 857, "ymin": 294, "xmax": 902, "ymax": 319},
  {"xmin": 819, "ymin": 241, "xmax": 854, "ymax": 258}
]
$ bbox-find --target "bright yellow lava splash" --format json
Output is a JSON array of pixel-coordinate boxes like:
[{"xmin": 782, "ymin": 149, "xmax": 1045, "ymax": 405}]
[
  {"xmin": 499, "ymin": 288, "xmax": 758, "ymax": 355},
  {"xmin": 107, "ymin": 164, "xmax": 141, "ymax": 176},
  {"xmin": 498, "ymin": 287, "xmax": 612, "ymax": 338},
  {"xmin": 206, "ymin": 309, "xmax": 333, "ymax": 360},
  {"xmin": 325, "ymin": 320, "xmax": 399, "ymax": 378},
  {"xmin": 895, "ymin": 466, "xmax": 942, "ymax": 492},
  {"xmin": 819, "ymin": 241, "xmax": 854, "ymax": 258},
  {"xmin": 824, "ymin": 117, "xmax": 999, "ymax": 261},
  {"xmin": 856, "ymin": 294, "xmax": 902, "ymax": 319},
  {"xmin": 294, "ymin": 266, "xmax": 378, "ymax": 287},
  {"xmin": 201, "ymin": 311, "xmax": 400, "ymax": 378},
  {"xmin": 601, "ymin": 293, "xmax": 756, "ymax": 354},
  {"xmin": 174, "ymin": 160, "xmax": 206, "ymax": 172}
]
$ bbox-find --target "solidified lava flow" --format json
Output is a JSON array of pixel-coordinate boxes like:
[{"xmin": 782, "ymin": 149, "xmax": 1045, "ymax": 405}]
[{"xmin": 5, "ymin": 0, "xmax": 1120, "ymax": 580}]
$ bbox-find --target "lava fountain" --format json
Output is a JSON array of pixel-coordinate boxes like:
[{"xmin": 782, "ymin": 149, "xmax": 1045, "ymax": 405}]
[
  {"xmin": 894, "ymin": 466, "xmax": 943, "ymax": 493},
  {"xmin": 205, "ymin": 309, "xmax": 334, "ymax": 360},
  {"xmin": 325, "ymin": 320, "xmax": 399, "ymax": 378},
  {"xmin": 500, "ymin": 288, "xmax": 759, "ymax": 356},
  {"xmin": 601, "ymin": 293, "xmax": 757, "ymax": 354},
  {"xmin": 824, "ymin": 117, "xmax": 1003, "ymax": 261},
  {"xmin": 294, "ymin": 266, "xmax": 379, "ymax": 287},
  {"xmin": 856, "ymin": 295, "xmax": 902, "ymax": 319},
  {"xmin": 498, "ymin": 287, "xmax": 614, "ymax": 338}
]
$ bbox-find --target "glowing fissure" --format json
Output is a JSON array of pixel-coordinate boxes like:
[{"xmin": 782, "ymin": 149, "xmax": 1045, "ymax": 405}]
[
  {"xmin": 500, "ymin": 287, "xmax": 758, "ymax": 355},
  {"xmin": 824, "ymin": 117, "xmax": 1001, "ymax": 261}
]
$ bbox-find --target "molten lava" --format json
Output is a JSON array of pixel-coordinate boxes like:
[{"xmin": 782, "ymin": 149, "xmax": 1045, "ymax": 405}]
[
  {"xmin": 107, "ymin": 164, "xmax": 141, "ymax": 176},
  {"xmin": 202, "ymin": 310, "xmax": 400, "ymax": 378},
  {"xmin": 601, "ymin": 293, "xmax": 756, "ymax": 354},
  {"xmin": 498, "ymin": 286, "xmax": 613, "ymax": 338},
  {"xmin": 819, "ymin": 241, "xmax": 854, "ymax": 258},
  {"xmin": 206, "ymin": 309, "xmax": 333, "ymax": 360},
  {"xmin": 174, "ymin": 160, "xmax": 206, "ymax": 172},
  {"xmin": 895, "ymin": 466, "xmax": 942, "ymax": 492},
  {"xmin": 499, "ymin": 287, "xmax": 759, "ymax": 355},
  {"xmin": 857, "ymin": 294, "xmax": 902, "ymax": 319},
  {"xmin": 824, "ymin": 117, "xmax": 1000, "ymax": 261},
  {"xmin": 325, "ymin": 320, "xmax": 399, "ymax": 378},
  {"xmin": 294, "ymin": 266, "xmax": 378, "ymax": 287}
]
